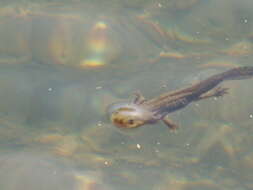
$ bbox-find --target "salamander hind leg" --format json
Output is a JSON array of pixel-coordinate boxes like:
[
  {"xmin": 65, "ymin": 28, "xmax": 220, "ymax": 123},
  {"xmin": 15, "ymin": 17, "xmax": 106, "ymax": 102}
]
[
  {"xmin": 196, "ymin": 86, "xmax": 229, "ymax": 101},
  {"xmin": 162, "ymin": 116, "xmax": 179, "ymax": 130}
]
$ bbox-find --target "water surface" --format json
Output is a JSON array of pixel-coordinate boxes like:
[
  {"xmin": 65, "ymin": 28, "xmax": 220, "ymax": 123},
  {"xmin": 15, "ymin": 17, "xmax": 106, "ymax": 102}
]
[{"xmin": 0, "ymin": 0, "xmax": 253, "ymax": 189}]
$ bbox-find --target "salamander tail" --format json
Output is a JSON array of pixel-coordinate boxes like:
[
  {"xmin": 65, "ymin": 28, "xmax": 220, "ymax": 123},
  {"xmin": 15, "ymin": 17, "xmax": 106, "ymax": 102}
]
[{"xmin": 221, "ymin": 66, "xmax": 253, "ymax": 80}]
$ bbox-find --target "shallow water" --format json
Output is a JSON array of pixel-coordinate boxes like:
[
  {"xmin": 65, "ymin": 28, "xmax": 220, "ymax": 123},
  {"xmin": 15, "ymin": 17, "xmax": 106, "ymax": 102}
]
[{"xmin": 0, "ymin": 0, "xmax": 253, "ymax": 190}]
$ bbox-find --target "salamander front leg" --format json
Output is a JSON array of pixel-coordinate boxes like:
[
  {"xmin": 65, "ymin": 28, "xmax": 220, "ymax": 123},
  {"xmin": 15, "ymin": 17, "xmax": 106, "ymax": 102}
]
[
  {"xmin": 133, "ymin": 91, "xmax": 146, "ymax": 104},
  {"xmin": 162, "ymin": 116, "xmax": 179, "ymax": 130}
]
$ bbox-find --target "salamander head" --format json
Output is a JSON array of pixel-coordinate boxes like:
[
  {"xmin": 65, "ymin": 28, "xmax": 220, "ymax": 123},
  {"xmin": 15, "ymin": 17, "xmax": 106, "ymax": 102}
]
[{"xmin": 107, "ymin": 102, "xmax": 153, "ymax": 128}]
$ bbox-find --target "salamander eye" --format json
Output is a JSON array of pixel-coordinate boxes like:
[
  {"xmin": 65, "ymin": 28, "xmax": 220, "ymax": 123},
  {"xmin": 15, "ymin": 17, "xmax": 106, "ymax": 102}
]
[{"xmin": 128, "ymin": 119, "xmax": 134, "ymax": 125}]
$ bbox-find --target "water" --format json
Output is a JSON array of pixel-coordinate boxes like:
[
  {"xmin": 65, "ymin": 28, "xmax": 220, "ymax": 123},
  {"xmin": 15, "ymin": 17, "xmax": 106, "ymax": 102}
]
[{"xmin": 0, "ymin": 0, "xmax": 253, "ymax": 189}]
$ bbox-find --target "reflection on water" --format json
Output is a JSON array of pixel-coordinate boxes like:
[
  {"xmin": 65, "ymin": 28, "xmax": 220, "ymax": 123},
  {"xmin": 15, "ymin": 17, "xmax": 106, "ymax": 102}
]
[{"xmin": 0, "ymin": 0, "xmax": 253, "ymax": 189}]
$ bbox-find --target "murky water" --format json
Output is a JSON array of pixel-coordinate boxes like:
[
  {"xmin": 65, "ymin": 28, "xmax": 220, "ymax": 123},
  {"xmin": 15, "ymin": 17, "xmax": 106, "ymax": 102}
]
[{"xmin": 0, "ymin": 0, "xmax": 253, "ymax": 189}]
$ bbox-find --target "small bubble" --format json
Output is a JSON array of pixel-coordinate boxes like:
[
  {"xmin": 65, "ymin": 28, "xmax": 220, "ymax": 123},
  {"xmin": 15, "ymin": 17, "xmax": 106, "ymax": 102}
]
[
  {"xmin": 136, "ymin": 144, "xmax": 141, "ymax": 149},
  {"xmin": 96, "ymin": 86, "xmax": 102, "ymax": 90},
  {"xmin": 104, "ymin": 161, "xmax": 108, "ymax": 165},
  {"xmin": 48, "ymin": 88, "xmax": 53, "ymax": 92},
  {"xmin": 161, "ymin": 84, "xmax": 167, "ymax": 89},
  {"xmin": 244, "ymin": 19, "xmax": 248, "ymax": 23},
  {"xmin": 97, "ymin": 121, "xmax": 102, "ymax": 127},
  {"xmin": 158, "ymin": 3, "xmax": 162, "ymax": 8},
  {"xmin": 156, "ymin": 142, "xmax": 160, "ymax": 145},
  {"xmin": 250, "ymin": 114, "xmax": 253, "ymax": 118}
]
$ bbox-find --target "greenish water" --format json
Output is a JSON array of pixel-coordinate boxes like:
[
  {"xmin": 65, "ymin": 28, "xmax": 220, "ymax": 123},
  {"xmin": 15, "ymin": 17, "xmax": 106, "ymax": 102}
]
[{"xmin": 0, "ymin": 0, "xmax": 253, "ymax": 189}]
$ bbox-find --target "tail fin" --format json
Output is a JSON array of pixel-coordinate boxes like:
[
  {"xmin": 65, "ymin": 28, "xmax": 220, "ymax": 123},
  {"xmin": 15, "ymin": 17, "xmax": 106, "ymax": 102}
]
[{"xmin": 221, "ymin": 66, "xmax": 253, "ymax": 80}]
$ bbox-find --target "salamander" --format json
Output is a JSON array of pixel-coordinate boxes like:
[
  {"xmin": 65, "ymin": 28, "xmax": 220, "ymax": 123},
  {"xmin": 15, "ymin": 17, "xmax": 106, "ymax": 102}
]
[{"xmin": 107, "ymin": 66, "xmax": 253, "ymax": 129}]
